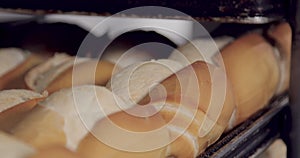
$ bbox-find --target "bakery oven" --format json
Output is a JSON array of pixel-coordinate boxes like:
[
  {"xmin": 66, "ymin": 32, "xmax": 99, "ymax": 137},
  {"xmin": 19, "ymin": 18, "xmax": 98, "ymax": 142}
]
[{"xmin": 0, "ymin": 0, "xmax": 299, "ymax": 157}]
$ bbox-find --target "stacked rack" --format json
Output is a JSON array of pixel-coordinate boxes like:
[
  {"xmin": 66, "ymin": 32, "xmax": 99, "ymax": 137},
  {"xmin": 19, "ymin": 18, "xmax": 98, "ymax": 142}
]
[{"xmin": 0, "ymin": 0, "xmax": 299, "ymax": 157}]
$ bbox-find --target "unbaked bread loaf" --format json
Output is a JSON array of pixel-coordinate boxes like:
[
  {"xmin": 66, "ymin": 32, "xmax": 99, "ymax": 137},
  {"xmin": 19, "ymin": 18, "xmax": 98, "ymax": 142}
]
[
  {"xmin": 25, "ymin": 53, "xmax": 115, "ymax": 93},
  {"xmin": 106, "ymin": 59, "xmax": 184, "ymax": 107},
  {"xmin": 168, "ymin": 36, "xmax": 234, "ymax": 66},
  {"xmin": 219, "ymin": 33, "xmax": 281, "ymax": 127},
  {"xmin": 11, "ymin": 85, "xmax": 125, "ymax": 150},
  {"xmin": 0, "ymin": 89, "xmax": 46, "ymax": 131},
  {"xmin": 0, "ymin": 48, "xmax": 48, "ymax": 90},
  {"xmin": 0, "ymin": 131, "xmax": 35, "ymax": 158}
]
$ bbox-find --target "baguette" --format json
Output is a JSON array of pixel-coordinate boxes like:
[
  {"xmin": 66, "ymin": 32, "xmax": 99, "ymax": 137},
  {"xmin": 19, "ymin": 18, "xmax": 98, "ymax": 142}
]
[
  {"xmin": 268, "ymin": 22, "xmax": 292, "ymax": 95},
  {"xmin": 102, "ymin": 46, "xmax": 154, "ymax": 71},
  {"xmin": 25, "ymin": 53, "xmax": 115, "ymax": 93},
  {"xmin": 78, "ymin": 60, "xmax": 235, "ymax": 158},
  {"xmin": 106, "ymin": 59, "xmax": 184, "ymax": 107},
  {"xmin": 219, "ymin": 33, "xmax": 281, "ymax": 127},
  {"xmin": 139, "ymin": 61, "xmax": 235, "ymax": 157},
  {"xmin": 0, "ymin": 48, "xmax": 48, "ymax": 90},
  {"xmin": 0, "ymin": 89, "xmax": 46, "ymax": 131},
  {"xmin": 77, "ymin": 105, "xmax": 170, "ymax": 158},
  {"xmin": 11, "ymin": 85, "xmax": 124, "ymax": 150},
  {"xmin": 168, "ymin": 36, "xmax": 234, "ymax": 65},
  {"xmin": 11, "ymin": 105, "xmax": 66, "ymax": 149},
  {"xmin": 0, "ymin": 48, "xmax": 27, "ymax": 77}
]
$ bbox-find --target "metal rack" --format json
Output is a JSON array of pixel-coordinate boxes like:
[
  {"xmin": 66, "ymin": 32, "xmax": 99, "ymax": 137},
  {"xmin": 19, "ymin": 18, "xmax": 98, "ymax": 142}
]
[
  {"xmin": 0, "ymin": 0, "xmax": 289, "ymax": 23},
  {"xmin": 287, "ymin": 0, "xmax": 300, "ymax": 158},
  {"xmin": 0, "ymin": 0, "xmax": 299, "ymax": 157},
  {"xmin": 199, "ymin": 95, "xmax": 290, "ymax": 158}
]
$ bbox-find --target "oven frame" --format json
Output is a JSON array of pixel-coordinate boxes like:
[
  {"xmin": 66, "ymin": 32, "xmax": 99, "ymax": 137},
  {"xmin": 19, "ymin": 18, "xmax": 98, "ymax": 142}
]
[{"xmin": 0, "ymin": 0, "xmax": 299, "ymax": 157}]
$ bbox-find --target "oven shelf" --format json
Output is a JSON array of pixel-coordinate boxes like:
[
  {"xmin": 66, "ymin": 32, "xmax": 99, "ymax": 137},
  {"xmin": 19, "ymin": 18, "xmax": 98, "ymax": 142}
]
[
  {"xmin": 198, "ymin": 95, "xmax": 290, "ymax": 158},
  {"xmin": 0, "ymin": 0, "xmax": 288, "ymax": 24},
  {"xmin": 0, "ymin": 0, "xmax": 298, "ymax": 156}
]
